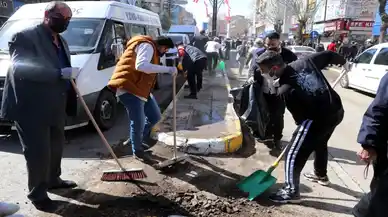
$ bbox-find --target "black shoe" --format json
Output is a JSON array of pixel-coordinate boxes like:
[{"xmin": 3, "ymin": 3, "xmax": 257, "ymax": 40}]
[
  {"xmin": 269, "ymin": 187, "xmax": 301, "ymax": 204},
  {"xmin": 184, "ymin": 94, "xmax": 197, "ymax": 99},
  {"xmin": 134, "ymin": 151, "xmax": 155, "ymax": 163},
  {"xmin": 31, "ymin": 198, "xmax": 58, "ymax": 212},
  {"xmin": 123, "ymin": 138, "xmax": 152, "ymax": 150},
  {"xmin": 184, "ymin": 84, "xmax": 190, "ymax": 89},
  {"xmin": 303, "ymin": 172, "xmax": 330, "ymax": 186},
  {"xmin": 48, "ymin": 179, "xmax": 77, "ymax": 190}
]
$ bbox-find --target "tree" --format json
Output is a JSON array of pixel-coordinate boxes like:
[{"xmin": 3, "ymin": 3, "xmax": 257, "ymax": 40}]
[
  {"xmin": 160, "ymin": 12, "xmax": 172, "ymax": 31},
  {"xmin": 279, "ymin": 0, "xmax": 320, "ymax": 43},
  {"xmin": 256, "ymin": 0, "xmax": 284, "ymax": 34}
]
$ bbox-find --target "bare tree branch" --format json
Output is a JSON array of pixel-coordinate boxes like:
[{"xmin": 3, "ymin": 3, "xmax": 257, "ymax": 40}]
[
  {"xmin": 256, "ymin": 0, "xmax": 283, "ymax": 25},
  {"xmin": 277, "ymin": 0, "xmax": 321, "ymax": 23}
]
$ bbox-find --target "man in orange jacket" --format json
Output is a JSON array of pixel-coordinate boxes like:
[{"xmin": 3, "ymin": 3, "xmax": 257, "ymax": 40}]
[{"xmin": 108, "ymin": 36, "xmax": 176, "ymax": 160}]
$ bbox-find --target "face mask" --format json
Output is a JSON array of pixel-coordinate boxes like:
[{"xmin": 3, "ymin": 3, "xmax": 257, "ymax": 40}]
[
  {"xmin": 268, "ymin": 46, "xmax": 281, "ymax": 52},
  {"xmin": 49, "ymin": 17, "xmax": 69, "ymax": 33}
]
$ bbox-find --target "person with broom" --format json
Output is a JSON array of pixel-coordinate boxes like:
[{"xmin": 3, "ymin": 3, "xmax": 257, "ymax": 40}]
[
  {"xmin": 1, "ymin": 2, "xmax": 79, "ymax": 211},
  {"xmin": 255, "ymin": 50, "xmax": 347, "ymax": 203},
  {"xmin": 108, "ymin": 35, "xmax": 177, "ymax": 161},
  {"xmin": 176, "ymin": 41, "xmax": 207, "ymax": 99}
]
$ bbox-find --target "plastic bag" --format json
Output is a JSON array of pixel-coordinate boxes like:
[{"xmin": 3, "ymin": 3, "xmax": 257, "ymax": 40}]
[{"xmin": 240, "ymin": 82, "xmax": 270, "ymax": 140}]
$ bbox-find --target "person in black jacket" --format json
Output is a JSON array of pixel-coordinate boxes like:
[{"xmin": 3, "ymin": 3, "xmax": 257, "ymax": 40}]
[
  {"xmin": 249, "ymin": 32, "xmax": 298, "ymax": 149},
  {"xmin": 256, "ymin": 50, "xmax": 346, "ymax": 203},
  {"xmin": 353, "ymin": 73, "xmax": 388, "ymax": 217},
  {"xmin": 191, "ymin": 30, "xmax": 208, "ymax": 54},
  {"xmin": 177, "ymin": 42, "xmax": 207, "ymax": 99}
]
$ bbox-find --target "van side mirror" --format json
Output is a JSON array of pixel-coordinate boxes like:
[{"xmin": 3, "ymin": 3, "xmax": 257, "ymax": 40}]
[{"xmin": 111, "ymin": 43, "xmax": 124, "ymax": 61}]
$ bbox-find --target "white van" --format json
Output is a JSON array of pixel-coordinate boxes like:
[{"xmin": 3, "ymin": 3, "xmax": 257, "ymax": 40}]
[
  {"xmin": 0, "ymin": 1, "xmax": 163, "ymax": 131},
  {"xmin": 168, "ymin": 25, "xmax": 199, "ymax": 42}
]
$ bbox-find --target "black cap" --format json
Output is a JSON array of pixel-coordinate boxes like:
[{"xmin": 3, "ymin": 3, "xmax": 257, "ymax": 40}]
[
  {"xmin": 266, "ymin": 32, "xmax": 280, "ymax": 40},
  {"xmin": 256, "ymin": 50, "xmax": 283, "ymax": 67},
  {"xmin": 155, "ymin": 36, "xmax": 175, "ymax": 48}
]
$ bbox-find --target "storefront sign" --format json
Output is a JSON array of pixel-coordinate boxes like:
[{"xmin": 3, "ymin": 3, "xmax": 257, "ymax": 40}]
[
  {"xmin": 324, "ymin": 20, "xmax": 345, "ymax": 31},
  {"xmin": 347, "ymin": 21, "xmax": 374, "ymax": 30},
  {"xmin": 0, "ymin": 0, "xmax": 12, "ymax": 17}
]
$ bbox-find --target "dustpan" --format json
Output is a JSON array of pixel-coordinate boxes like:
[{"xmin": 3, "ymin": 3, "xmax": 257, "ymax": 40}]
[{"xmin": 237, "ymin": 142, "xmax": 289, "ymax": 200}]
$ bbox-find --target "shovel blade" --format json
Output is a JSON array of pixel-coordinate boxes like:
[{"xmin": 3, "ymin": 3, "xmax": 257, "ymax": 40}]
[{"xmin": 237, "ymin": 170, "xmax": 277, "ymax": 201}]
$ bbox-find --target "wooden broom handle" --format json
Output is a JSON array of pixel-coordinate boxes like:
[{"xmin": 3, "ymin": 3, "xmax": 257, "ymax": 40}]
[{"xmin": 70, "ymin": 80, "xmax": 126, "ymax": 171}]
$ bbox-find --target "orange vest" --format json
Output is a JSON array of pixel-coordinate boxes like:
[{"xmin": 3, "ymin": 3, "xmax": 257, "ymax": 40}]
[{"xmin": 108, "ymin": 36, "xmax": 160, "ymax": 99}]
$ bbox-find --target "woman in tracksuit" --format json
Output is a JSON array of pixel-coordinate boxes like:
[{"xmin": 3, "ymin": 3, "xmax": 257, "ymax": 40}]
[
  {"xmin": 353, "ymin": 72, "xmax": 388, "ymax": 217},
  {"xmin": 256, "ymin": 50, "xmax": 347, "ymax": 203}
]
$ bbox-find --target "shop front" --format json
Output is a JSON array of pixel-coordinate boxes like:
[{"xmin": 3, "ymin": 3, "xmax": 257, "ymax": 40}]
[
  {"xmin": 0, "ymin": 0, "xmax": 13, "ymax": 26},
  {"xmin": 323, "ymin": 20, "xmax": 348, "ymax": 41},
  {"xmin": 346, "ymin": 20, "xmax": 373, "ymax": 42}
]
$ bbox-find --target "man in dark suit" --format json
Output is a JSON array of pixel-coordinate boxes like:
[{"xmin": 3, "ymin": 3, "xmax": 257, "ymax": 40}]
[{"xmin": 1, "ymin": 1, "xmax": 78, "ymax": 211}]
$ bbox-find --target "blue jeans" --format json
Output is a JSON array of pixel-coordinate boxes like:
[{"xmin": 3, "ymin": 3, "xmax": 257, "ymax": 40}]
[{"xmin": 119, "ymin": 93, "xmax": 161, "ymax": 155}]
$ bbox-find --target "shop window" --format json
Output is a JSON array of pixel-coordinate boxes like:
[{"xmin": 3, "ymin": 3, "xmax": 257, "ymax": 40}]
[
  {"xmin": 355, "ymin": 49, "xmax": 377, "ymax": 64},
  {"xmin": 374, "ymin": 48, "xmax": 388, "ymax": 66}
]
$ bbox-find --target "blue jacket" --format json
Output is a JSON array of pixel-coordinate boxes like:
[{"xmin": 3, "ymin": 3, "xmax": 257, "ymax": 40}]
[{"xmin": 357, "ymin": 73, "xmax": 388, "ymax": 148}]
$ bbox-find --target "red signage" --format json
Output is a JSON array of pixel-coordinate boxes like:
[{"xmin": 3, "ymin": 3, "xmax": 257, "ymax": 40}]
[
  {"xmin": 324, "ymin": 20, "xmax": 345, "ymax": 32},
  {"xmin": 347, "ymin": 21, "xmax": 374, "ymax": 30}
]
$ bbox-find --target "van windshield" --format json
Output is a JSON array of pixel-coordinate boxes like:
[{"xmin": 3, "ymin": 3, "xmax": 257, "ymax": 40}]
[{"xmin": 0, "ymin": 18, "xmax": 105, "ymax": 54}]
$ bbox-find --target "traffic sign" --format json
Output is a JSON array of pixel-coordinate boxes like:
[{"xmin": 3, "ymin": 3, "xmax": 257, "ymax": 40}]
[{"xmin": 310, "ymin": 30, "xmax": 319, "ymax": 38}]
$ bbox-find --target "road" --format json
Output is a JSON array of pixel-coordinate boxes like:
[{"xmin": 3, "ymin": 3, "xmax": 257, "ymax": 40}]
[{"xmin": 0, "ymin": 52, "xmax": 376, "ymax": 217}]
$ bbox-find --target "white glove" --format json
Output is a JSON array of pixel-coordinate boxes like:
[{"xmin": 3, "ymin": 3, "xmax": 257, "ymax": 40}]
[
  {"xmin": 168, "ymin": 66, "xmax": 178, "ymax": 77},
  {"xmin": 61, "ymin": 67, "xmax": 80, "ymax": 80},
  {"xmin": 343, "ymin": 62, "xmax": 351, "ymax": 72}
]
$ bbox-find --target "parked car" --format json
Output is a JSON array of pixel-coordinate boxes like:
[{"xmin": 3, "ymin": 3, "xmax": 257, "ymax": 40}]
[
  {"xmin": 340, "ymin": 43, "xmax": 388, "ymax": 95},
  {"xmin": 287, "ymin": 46, "xmax": 316, "ymax": 59}
]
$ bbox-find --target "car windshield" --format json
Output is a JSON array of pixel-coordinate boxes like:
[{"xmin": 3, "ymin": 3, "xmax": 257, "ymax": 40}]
[
  {"xmin": 0, "ymin": 18, "xmax": 105, "ymax": 53},
  {"xmin": 166, "ymin": 35, "xmax": 183, "ymax": 44},
  {"xmin": 292, "ymin": 46, "xmax": 315, "ymax": 52}
]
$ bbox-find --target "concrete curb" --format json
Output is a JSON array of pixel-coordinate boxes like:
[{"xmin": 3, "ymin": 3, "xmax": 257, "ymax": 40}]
[{"xmin": 152, "ymin": 69, "xmax": 243, "ymax": 155}]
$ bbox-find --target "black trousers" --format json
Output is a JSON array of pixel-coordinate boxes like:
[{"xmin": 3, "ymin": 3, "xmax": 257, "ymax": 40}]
[
  {"xmin": 284, "ymin": 110, "xmax": 343, "ymax": 192},
  {"xmin": 353, "ymin": 145, "xmax": 388, "ymax": 217},
  {"xmin": 15, "ymin": 120, "xmax": 65, "ymax": 202},
  {"xmin": 206, "ymin": 52, "xmax": 218, "ymax": 73},
  {"xmin": 263, "ymin": 93, "xmax": 285, "ymax": 141},
  {"xmin": 187, "ymin": 58, "xmax": 206, "ymax": 95}
]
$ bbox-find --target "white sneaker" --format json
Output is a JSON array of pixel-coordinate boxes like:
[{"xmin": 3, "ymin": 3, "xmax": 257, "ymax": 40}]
[{"xmin": 0, "ymin": 202, "xmax": 20, "ymax": 216}]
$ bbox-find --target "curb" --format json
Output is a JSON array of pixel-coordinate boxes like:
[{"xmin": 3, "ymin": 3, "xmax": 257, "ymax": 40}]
[{"xmin": 153, "ymin": 69, "xmax": 243, "ymax": 155}]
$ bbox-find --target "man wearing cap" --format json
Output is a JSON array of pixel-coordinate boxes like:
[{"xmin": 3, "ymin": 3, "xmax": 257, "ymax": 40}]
[
  {"xmin": 249, "ymin": 32, "xmax": 298, "ymax": 149},
  {"xmin": 245, "ymin": 38, "xmax": 264, "ymax": 70},
  {"xmin": 108, "ymin": 36, "xmax": 177, "ymax": 161}
]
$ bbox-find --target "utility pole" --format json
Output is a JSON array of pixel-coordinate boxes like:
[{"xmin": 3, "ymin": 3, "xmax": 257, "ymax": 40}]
[{"xmin": 209, "ymin": 0, "xmax": 224, "ymax": 37}]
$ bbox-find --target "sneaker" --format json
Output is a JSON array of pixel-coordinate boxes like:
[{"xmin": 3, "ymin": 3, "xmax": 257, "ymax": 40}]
[
  {"xmin": 304, "ymin": 172, "xmax": 330, "ymax": 186},
  {"xmin": 269, "ymin": 188, "xmax": 301, "ymax": 204},
  {"xmin": 0, "ymin": 202, "xmax": 20, "ymax": 216}
]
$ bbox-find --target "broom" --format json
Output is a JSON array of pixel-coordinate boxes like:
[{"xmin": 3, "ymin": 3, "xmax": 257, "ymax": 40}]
[{"xmin": 70, "ymin": 80, "xmax": 146, "ymax": 181}]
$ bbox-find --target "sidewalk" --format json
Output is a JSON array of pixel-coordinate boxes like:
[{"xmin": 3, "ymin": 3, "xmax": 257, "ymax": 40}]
[{"xmin": 154, "ymin": 70, "xmax": 243, "ymax": 154}]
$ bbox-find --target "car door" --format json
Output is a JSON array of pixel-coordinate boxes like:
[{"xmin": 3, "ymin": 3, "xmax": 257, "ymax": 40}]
[
  {"xmin": 348, "ymin": 48, "xmax": 377, "ymax": 90},
  {"xmin": 365, "ymin": 47, "xmax": 388, "ymax": 94}
]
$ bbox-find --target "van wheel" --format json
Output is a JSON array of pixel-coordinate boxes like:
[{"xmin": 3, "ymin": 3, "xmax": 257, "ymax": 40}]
[
  {"xmin": 340, "ymin": 74, "xmax": 349, "ymax": 88},
  {"xmin": 93, "ymin": 90, "xmax": 117, "ymax": 131}
]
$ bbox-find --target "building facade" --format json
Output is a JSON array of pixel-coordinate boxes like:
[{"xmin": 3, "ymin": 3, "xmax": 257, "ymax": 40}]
[{"xmin": 229, "ymin": 15, "xmax": 249, "ymax": 37}]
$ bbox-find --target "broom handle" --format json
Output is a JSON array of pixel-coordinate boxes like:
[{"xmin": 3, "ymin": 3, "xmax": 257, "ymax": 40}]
[
  {"xmin": 331, "ymin": 68, "xmax": 348, "ymax": 88},
  {"xmin": 70, "ymin": 80, "xmax": 126, "ymax": 171},
  {"xmin": 173, "ymin": 75, "xmax": 177, "ymax": 158}
]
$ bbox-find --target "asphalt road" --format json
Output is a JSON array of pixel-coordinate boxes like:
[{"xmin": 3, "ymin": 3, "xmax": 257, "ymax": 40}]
[{"xmin": 0, "ymin": 73, "xmax": 186, "ymax": 216}]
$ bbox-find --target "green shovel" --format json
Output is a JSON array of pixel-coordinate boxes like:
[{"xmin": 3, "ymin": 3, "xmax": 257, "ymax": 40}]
[{"xmin": 237, "ymin": 143, "xmax": 290, "ymax": 201}]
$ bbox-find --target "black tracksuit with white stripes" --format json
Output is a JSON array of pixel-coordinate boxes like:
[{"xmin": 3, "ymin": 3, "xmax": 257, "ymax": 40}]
[{"xmin": 279, "ymin": 51, "xmax": 345, "ymax": 193}]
